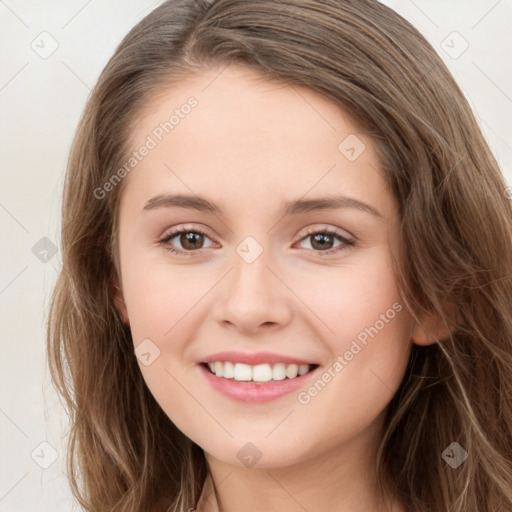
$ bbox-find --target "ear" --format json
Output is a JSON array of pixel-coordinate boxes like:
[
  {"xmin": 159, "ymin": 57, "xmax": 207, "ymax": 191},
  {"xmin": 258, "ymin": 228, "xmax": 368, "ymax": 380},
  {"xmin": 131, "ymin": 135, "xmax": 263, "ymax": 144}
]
[
  {"xmin": 411, "ymin": 308, "xmax": 454, "ymax": 346},
  {"xmin": 112, "ymin": 274, "xmax": 130, "ymax": 326}
]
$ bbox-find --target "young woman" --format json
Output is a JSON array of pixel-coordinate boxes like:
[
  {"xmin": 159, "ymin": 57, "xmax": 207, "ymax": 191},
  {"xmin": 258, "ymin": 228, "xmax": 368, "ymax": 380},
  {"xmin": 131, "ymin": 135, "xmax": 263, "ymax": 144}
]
[{"xmin": 47, "ymin": 0, "xmax": 512, "ymax": 510}]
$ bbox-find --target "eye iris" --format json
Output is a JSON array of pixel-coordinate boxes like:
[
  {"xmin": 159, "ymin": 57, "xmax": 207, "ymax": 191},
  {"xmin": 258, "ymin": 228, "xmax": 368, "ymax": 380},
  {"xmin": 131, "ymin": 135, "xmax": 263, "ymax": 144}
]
[
  {"xmin": 311, "ymin": 233, "xmax": 333, "ymax": 250},
  {"xmin": 168, "ymin": 230, "xmax": 344, "ymax": 253},
  {"xmin": 181, "ymin": 232, "xmax": 204, "ymax": 250}
]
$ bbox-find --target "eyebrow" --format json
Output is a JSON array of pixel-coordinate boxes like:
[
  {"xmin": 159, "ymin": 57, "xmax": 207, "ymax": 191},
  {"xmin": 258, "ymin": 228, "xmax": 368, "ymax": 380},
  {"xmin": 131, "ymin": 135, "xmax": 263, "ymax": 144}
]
[{"xmin": 142, "ymin": 193, "xmax": 383, "ymax": 218}]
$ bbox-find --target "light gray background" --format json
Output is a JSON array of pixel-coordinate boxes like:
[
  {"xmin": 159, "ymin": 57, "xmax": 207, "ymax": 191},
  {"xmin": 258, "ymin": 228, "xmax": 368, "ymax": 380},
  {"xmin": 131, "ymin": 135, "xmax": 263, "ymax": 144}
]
[{"xmin": 1, "ymin": 1, "xmax": 511, "ymax": 510}]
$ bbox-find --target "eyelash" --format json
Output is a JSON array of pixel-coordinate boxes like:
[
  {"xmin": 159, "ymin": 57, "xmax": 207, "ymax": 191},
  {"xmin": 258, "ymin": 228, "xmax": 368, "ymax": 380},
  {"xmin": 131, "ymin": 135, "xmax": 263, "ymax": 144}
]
[{"xmin": 158, "ymin": 226, "xmax": 355, "ymax": 257}]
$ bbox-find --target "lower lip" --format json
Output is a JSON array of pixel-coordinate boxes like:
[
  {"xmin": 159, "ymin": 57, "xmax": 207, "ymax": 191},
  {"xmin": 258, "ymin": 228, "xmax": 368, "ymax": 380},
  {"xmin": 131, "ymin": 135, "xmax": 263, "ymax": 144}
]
[{"xmin": 198, "ymin": 364, "xmax": 319, "ymax": 403}]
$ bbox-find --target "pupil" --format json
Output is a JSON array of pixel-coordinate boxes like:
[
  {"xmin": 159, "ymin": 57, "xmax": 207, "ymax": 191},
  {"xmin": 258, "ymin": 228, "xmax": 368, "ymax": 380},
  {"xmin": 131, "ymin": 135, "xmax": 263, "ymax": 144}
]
[
  {"xmin": 313, "ymin": 233, "xmax": 332, "ymax": 250},
  {"xmin": 182, "ymin": 232, "xmax": 203, "ymax": 250},
  {"xmin": 177, "ymin": 232, "xmax": 334, "ymax": 251}
]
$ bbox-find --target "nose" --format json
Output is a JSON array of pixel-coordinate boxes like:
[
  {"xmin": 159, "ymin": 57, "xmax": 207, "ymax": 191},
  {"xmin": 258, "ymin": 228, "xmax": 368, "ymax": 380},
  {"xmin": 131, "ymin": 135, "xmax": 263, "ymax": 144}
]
[{"xmin": 213, "ymin": 250, "xmax": 293, "ymax": 334}]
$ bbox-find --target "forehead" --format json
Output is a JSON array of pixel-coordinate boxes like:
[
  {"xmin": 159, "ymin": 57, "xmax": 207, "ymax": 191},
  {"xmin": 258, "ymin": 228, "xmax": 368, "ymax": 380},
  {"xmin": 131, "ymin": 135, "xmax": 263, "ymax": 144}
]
[{"xmin": 121, "ymin": 64, "xmax": 393, "ymax": 218}]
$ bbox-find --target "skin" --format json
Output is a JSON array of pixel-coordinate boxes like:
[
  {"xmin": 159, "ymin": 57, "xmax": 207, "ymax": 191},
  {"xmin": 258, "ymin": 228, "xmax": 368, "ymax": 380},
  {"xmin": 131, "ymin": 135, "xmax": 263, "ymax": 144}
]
[{"xmin": 114, "ymin": 64, "xmax": 440, "ymax": 512}]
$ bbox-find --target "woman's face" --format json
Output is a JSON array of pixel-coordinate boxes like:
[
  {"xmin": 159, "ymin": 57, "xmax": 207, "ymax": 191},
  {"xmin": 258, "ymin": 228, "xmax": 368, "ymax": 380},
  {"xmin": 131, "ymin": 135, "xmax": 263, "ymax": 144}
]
[{"xmin": 115, "ymin": 64, "xmax": 416, "ymax": 469}]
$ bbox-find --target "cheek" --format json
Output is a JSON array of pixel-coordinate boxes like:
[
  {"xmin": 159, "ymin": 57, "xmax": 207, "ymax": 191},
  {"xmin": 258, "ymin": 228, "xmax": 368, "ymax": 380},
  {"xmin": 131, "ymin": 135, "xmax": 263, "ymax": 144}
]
[
  {"xmin": 304, "ymin": 249, "xmax": 409, "ymax": 351},
  {"xmin": 120, "ymin": 253, "xmax": 212, "ymax": 346},
  {"xmin": 293, "ymin": 252, "xmax": 413, "ymax": 428}
]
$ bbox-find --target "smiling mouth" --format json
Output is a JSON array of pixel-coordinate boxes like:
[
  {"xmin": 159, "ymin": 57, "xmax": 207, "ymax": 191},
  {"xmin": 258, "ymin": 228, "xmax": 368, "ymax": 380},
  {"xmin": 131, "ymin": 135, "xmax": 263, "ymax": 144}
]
[{"xmin": 201, "ymin": 361, "xmax": 319, "ymax": 383}]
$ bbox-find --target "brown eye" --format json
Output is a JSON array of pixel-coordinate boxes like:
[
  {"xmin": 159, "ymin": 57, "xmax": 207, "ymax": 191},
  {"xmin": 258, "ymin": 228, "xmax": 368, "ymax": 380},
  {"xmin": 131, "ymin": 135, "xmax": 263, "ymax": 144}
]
[
  {"xmin": 159, "ymin": 228, "xmax": 215, "ymax": 255},
  {"xmin": 179, "ymin": 232, "xmax": 205, "ymax": 250},
  {"xmin": 297, "ymin": 229, "xmax": 355, "ymax": 255},
  {"xmin": 310, "ymin": 232, "xmax": 335, "ymax": 250}
]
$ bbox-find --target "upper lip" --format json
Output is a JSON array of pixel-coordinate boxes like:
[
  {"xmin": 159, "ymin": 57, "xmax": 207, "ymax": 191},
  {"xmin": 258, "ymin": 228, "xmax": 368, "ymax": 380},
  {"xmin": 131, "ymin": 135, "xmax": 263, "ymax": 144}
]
[{"xmin": 200, "ymin": 351, "xmax": 317, "ymax": 366}]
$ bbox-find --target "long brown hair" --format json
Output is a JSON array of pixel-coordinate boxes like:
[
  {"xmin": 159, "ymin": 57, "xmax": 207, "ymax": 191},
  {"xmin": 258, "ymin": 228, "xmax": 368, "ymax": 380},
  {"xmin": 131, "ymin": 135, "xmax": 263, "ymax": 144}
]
[{"xmin": 47, "ymin": 0, "xmax": 512, "ymax": 510}]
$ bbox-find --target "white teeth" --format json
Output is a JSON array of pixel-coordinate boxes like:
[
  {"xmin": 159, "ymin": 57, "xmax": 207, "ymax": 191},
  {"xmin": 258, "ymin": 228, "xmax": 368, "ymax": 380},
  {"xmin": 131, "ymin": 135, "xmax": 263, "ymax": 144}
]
[
  {"xmin": 285, "ymin": 364, "xmax": 299, "ymax": 379},
  {"xmin": 205, "ymin": 361, "xmax": 314, "ymax": 381},
  {"xmin": 298, "ymin": 364, "xmax": 309, "ymax": 376},
  {"xmin": 253, "ymin": 364, "xmax": 273, "ymax": 382},
  {"xmin": 223, "ymin": 361, "xmax": 234, "ymax": 379},
  {"xmin": 233, "ymin": 363, "xmax": 252, "ymax": 381},
  {"xmin": 214, "ymin": 361, "xmax": 224, "ymax": 377},
  {"xmin": 272, "ymin": 363, "xmax": 286, "ymax": 381}
]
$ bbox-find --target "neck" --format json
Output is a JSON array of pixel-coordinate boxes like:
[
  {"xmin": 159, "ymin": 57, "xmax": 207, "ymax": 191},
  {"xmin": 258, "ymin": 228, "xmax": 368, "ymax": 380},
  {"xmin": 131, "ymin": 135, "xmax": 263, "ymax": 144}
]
[{"xmin": 205, "ymin": 414, "xmax": 404, "ymax": 512}]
